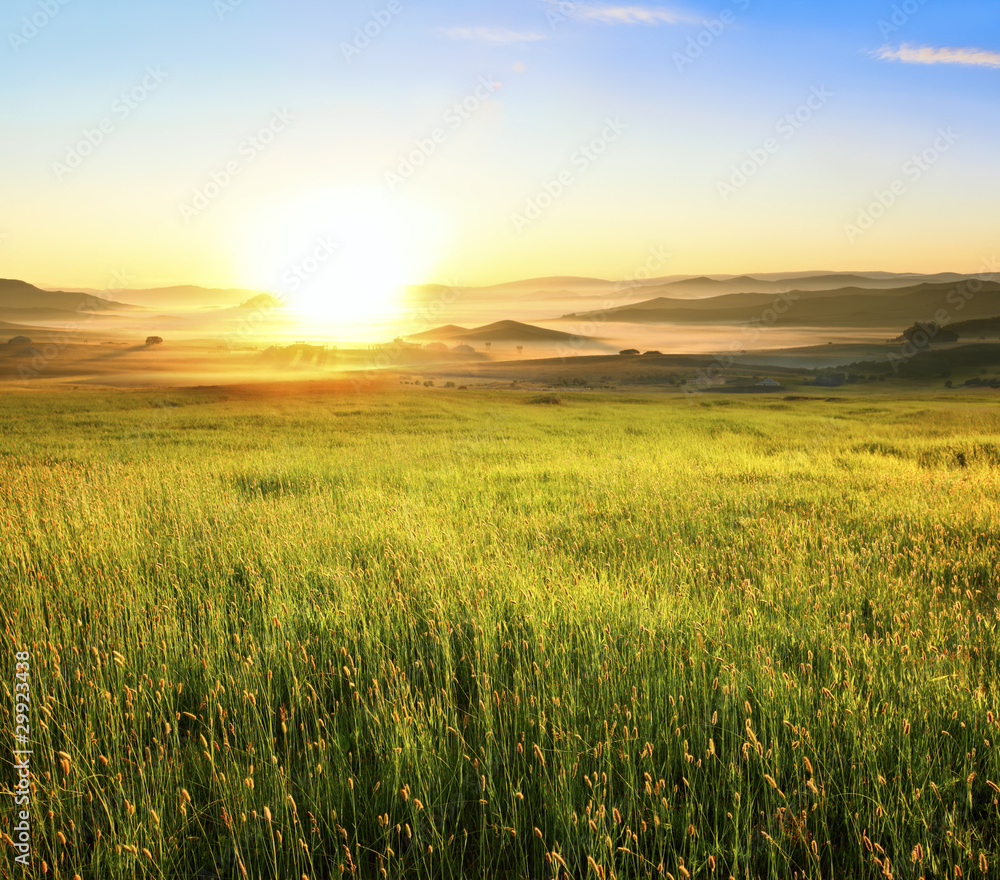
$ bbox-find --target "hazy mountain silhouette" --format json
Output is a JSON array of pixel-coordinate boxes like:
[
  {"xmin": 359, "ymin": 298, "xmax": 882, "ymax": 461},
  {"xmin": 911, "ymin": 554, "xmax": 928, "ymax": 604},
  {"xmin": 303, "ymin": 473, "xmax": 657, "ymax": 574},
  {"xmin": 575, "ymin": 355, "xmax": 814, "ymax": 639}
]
[
  {"xmin": 409, "ymin": 320, "xmax": 598, "ymax": 343},
  {"xmin": 407, "ymin": 324, "xmax": 470, "ymax": 340},
  {"xmin": 559, "ymin": 281, "xmax": 1000, "ymax": 327},
  {"xmin": 78, "ymin": 285, "xmax": 273, "ymax": 310},
  {"xmin": 1, "ymin": 279, "xmax": 137, "ymax": 312}
]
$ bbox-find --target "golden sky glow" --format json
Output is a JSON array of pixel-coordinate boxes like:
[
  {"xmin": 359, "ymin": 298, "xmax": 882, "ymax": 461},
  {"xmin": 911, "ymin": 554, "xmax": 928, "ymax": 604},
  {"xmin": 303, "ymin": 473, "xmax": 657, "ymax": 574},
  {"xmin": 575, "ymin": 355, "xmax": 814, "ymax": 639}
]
[{"xmin": 4, "ymin": 1, "xmax": 998, "ymax": 297}]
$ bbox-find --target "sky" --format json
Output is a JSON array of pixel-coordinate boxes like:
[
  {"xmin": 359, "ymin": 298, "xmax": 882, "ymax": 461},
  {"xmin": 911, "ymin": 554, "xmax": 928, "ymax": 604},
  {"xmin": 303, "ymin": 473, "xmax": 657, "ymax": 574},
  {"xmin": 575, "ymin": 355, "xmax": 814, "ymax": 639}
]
[{"xmin": 2, "ymin": 0, "xmax": 999, "ymax": 306}]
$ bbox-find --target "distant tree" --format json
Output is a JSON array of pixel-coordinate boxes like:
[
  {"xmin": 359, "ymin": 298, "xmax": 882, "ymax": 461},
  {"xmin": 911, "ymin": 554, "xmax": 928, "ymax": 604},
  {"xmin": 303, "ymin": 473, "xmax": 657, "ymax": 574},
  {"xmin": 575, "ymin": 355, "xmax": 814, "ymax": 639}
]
[
  {"xmin": 902, "ymin": 321, "xmax": 958, "ymax": 347},
  {"xmin": 145, "ymin": 336, "xmax": 163, "ymax": 346},
  {"xmin": 619, "ymin": 349, "xmax": 639, "ymax": 356}
]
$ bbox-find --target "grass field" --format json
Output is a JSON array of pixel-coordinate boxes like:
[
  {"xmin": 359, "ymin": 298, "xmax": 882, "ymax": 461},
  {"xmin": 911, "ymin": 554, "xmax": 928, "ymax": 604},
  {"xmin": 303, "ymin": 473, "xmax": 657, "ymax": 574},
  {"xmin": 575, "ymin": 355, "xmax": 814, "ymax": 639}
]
[{"xmin": 2, "ymin": 386, "xmax": 998, "ymax": 879}]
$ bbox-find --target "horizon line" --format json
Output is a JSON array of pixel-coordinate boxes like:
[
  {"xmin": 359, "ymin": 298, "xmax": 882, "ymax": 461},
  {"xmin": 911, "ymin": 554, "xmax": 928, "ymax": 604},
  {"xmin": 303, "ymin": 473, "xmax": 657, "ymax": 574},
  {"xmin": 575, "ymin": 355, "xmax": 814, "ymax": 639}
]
[{"xmin": 24, "ymin": 268, "xmax": 980, "ymax": 293}]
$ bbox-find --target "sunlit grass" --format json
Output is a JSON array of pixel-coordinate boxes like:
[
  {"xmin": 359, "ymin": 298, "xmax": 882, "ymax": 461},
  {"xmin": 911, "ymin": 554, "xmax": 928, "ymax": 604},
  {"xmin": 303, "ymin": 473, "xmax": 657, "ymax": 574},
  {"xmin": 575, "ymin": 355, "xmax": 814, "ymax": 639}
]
[{"xmin": 1, "ymin": 389, "xmax": 998, "ymax": 878}]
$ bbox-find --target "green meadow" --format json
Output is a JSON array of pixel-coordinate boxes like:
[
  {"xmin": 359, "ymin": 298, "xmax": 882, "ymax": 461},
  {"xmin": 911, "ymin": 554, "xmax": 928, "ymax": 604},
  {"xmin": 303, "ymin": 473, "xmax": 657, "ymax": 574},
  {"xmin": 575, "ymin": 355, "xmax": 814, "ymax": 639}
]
[{"xmin": 2, "ymin": 387, "xmax": 998, "ymax": 879}]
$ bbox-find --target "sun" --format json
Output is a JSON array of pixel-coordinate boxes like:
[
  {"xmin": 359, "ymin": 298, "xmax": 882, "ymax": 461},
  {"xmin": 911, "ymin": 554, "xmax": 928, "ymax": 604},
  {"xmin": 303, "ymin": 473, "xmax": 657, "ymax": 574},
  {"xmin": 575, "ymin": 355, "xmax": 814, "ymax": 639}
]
[{"xmin": 239, "ymin": 187, "xmax": 447, "ymax": 337}]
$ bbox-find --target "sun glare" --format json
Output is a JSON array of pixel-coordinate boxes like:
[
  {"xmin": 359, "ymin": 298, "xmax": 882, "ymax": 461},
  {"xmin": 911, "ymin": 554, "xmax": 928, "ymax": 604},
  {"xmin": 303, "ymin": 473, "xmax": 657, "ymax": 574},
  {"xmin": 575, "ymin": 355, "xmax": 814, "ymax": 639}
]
[{"xmin": 240, "ymin": 188, "xmax": 447, "ymax": 339}]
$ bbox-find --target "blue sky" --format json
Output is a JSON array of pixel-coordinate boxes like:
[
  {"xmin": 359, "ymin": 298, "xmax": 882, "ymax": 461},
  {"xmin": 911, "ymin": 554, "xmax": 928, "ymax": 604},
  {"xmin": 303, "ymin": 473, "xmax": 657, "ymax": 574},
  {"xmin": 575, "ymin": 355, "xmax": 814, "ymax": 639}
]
[{"xmin": 2, "ymin": 0, "xmax": 998, "ymax": 291}]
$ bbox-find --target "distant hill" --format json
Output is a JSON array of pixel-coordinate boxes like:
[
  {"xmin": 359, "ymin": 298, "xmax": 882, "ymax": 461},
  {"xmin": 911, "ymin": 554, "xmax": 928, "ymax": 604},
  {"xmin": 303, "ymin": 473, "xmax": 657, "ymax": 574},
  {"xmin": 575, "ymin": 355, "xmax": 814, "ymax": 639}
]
[
  {"xmin": 466, "ymin": 271, "xmax": 951, "ymax": 295},
  {"xmin": 238, "ymin": 294, "xmax": 285, "ymax": 310},
  {"xmin": 0, "ymin": 307, "xmax": 101, "ymax": 324},
  {"xmin": 405, "ymin": 278, "xmax": 617, "ymax": 305},
  {"xmin": 1, "ymin": 320, "xmax": 43, "ymax": 333},
  {"xmin": 760, "ymin": 271, "xmax": 981, "ymax": 284},
  {"xmin": 844, "ymin": 343, "xmax": 1000, "ymax": 379},
  {"xmin": 559, "ymin": 281, "xmax": 1000, "ymax": 328},
  {"xmin": 0, "ymin": 279, "xmax": 137, "ymax": 313},
  {"xmin": 409, "ymin": 320, "xmax": 598, "ymax": 344},
  {"xmin": 407, "ymin": 324, "xmax": 470, "ymax": 340},
  {"xmin": 404, "ymin": 284, "xmax": 454, "ymax": 300},
  {"xmin": 455, "ymin": 320, "xmax": 592, "ymax": 342},
  {"xmin": 628, "ymin": 274, "xmax": 979, "ymax": 299},
  {"xmin": 478, "ymin": 276, "xmax": 613, "ymax": 293},
  {"xmin": 949, "ymin": 316, "xmax": 1000, "ymax": 338},
  {"xmin": 82, "ymin": 285, "xmax": 273, "ymax": 310},
  {"xmin": 405, "ymin": 272, "xmax": 989, "ymax": 306}
]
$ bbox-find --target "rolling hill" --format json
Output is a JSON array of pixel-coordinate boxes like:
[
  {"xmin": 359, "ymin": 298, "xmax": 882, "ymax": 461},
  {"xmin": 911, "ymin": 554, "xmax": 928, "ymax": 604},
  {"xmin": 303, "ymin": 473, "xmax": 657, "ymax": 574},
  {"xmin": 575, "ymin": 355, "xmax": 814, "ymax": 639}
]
[
  {"xmin": 406, "ymin": 271, "xmax": 991, "ymax": 307},
  {"xmin": 408, "ymin": 320, "xmax": 599, "ymax": 344},
  {"xmin": 1, "ymin": 321, "xmax": 42, "ymax": 334},
  {"xmin": 599, "ymin": 273, "xmax": 988, "ymax": 299},
  {"xmin": 64, "ymin": 285, "xmax": 274, "ymax": 310},
  {"xmin": 558, "ymin": 281, "xmax": 1000, "ymax": 328},
  {"xmin": 948, "ymin": 315, "xmax": 1000, "ymax": 338},
  {"xmin": 477, "ymin": 276, "xmax": 614, "ymax": 293},
  {"xmin": 406, "ymin": 324, "xmax": 471, "ymax": 341},
  {"xmin": 843, "ymin": 343, "xmax": 1000, "ymax": 379},
  {"xmin": 237, "ymin": 294, "xmax": 285, "ymax": 311},
  {"xmin": 1, "ymin": 279, "xmax": 138, "ymax": 313}
]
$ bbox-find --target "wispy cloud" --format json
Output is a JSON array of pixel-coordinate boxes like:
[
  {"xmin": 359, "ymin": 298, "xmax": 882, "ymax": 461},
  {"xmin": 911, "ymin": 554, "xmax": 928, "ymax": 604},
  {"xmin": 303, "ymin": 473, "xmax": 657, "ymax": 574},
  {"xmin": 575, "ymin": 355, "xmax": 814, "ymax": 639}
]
[
  {"xmin": 546, "ymin": 2, "xmax": 694, "ymax": 26},
  {"xmin": 874, "ymin": 43, "xmax": 1000, "ymax": 68},
  {"xmin": 579, "ymin": 6, "xmax": 690, "ymax": 25},
  {"xmin": 444, "ymin": 26, "xmax": 546, "ymax": 44}
]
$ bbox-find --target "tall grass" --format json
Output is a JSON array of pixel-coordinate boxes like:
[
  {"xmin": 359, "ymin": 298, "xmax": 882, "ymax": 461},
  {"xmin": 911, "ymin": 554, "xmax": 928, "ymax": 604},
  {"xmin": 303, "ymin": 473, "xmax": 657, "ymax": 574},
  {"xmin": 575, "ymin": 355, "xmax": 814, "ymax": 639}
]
[{"xmin": 1, "ymin": 388, "xmax": 997, "ymax": 878}]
